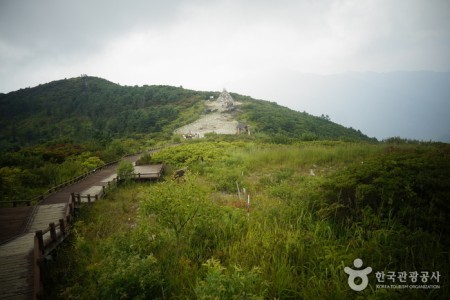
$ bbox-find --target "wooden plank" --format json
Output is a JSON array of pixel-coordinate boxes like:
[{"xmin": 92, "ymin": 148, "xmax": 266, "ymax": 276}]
[
  {"xmin": 0, "ymin": 243, "xmax": 31, "ymax": 300},
  {"xmin": 27, "ymin": 204, "xmax": 67, "ymax": 232},
  {"xmin": 0, "ymin": 207, "xmax": 34, "ymax": 243},
  {"xmin": 79, "ymin": 186, "xmax": 103, "ymax": 200},
  {"xmin": 101, "ymin": 174, "xmax": 117, "ymax": 183}
]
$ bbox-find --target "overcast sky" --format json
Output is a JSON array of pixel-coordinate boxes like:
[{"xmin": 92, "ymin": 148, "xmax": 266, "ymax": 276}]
[{"xmin": 1, "ymin": 0, "xmax": 449, "ymax": 140}]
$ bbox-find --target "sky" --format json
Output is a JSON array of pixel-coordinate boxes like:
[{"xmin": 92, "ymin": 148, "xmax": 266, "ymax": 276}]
[{"xmin": 1, "ymin": 0, "xmax": 449, "ymax": 140}]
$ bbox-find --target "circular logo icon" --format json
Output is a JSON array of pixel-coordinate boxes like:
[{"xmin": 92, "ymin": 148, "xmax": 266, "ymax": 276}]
[{"xmin": 344, "ymin": 258, "xmax": 372, "ymax": 291}]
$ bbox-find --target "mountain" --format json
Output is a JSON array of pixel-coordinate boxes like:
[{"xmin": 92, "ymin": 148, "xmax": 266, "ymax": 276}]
[
  {"xmin": 0, "ymin": 76, "xmax": 373, "ymax": 151},
  {"xmin": 227, "ymin": 71, "xmax": 450, "ymax": 142},
  {"xmin": 0, "ymin": 76, "xmax": 209, "ymax": 150}
]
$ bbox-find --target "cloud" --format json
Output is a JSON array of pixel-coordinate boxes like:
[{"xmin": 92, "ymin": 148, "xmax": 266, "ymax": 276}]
[
  {"xmin": 0, "ymin": 0, "xmax": 449, "ymax": 93},
  {"xmin": 326, "ymin": 0, "xmax": 450, "ymax": 71}
]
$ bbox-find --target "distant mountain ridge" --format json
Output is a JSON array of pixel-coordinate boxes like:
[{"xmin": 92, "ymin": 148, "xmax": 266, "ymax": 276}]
[
  {"xmin": 228, "ymin": 71, "xmax": 450, "ymax": 142},
  {"xmin": 0, "ymin": 76, "xmax": 373, "ymax": 151}
]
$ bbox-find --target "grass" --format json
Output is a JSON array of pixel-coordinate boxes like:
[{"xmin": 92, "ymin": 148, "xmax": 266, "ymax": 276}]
[{"xmin": 45, "ymin": 141, "xmax": 450, "ymax": 299}]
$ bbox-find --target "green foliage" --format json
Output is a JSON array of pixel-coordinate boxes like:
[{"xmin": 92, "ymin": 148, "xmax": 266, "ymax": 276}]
[
  {"xmin": 117, "ymin": 160, "xmax": 134, "ymax": 181},
  {"xmin": 140, "ymin": 177, "xmax": 210, "ymax": 240},
  {"xmin": 0, "ymin": 75, "xmax": 381, "ymax": 204},
  {"xmin": 0, "ymin": 166, "xmax": 40, "ymax": 201},
  {"xmin": 1, "ymin": 65, "xmax": 443, "ymax": 297},
  {"xmin": 45, "ymin": 142, "xmax": 449, "ymax": 299},
  {"xmin": 321, "ymin": 145, "xmax": 450, "ymax": 241},
  {"xmin": 80, "ymin": 155, "xmax": 104, "ymax": 170},
  {"xmin": 195, "ymin": 258, "xmax": 267, "ymax": 299},
  {"xmin": 0, "ymin": 76, "xmax": 209, "ymax": 148},
  {"xmin": 240, "ymin": 100, "xmax": 375, "ymax": 142},
  {"xmin": 93, "ymin": 254, "xmax": 162, "ymax": 299},
  {"xmin": 135, "ymin": 152, "xmax": 153, "ymax": 165},
  {"xmin": 151, "ymin": 142, "xmax": 233, "ymax": 167}
]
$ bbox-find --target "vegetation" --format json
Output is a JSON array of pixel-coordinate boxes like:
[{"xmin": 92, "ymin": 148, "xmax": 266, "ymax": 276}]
[
  {"xmin": 136, "ymin": 152, "xmax": 156, "ymax": 165},
  {"xmin": 2, "ymin": 76, "xmax": 447, "ymax": 298},
  {"xmin": 238, "ymin": 100, "xmax": 374, "ymax": 143},
  {"xmin": 0, "ymin": 139, "xmax": 141, "ymax": 203},
  {"xmin": 0, "ymin": 76, "xmax": 374, "ymax": 204},
  {"xmin": 0, "ymin": 76, "xmax": 209, "ymax": 148},
  {"xmin": 117, "ymin": 160, "xmax": 135, "ymax": 182},
  {"xmin": 45, "ymin": 141, "xmax": 450, "ymax": 299}
]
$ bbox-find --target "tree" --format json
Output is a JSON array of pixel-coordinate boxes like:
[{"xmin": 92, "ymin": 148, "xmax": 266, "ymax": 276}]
[{"xmin": 320, "ymin": 114, "xmax": 331, "ymax": 121}]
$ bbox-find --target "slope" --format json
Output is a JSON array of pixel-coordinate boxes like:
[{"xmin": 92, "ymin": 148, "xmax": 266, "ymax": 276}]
[
  {"xmin": 0, "ymin": 76, "xmax": 209, "ymax": 150},
  {"xmin": 0, "ymin": 76, "xmax": 374, "ymax": 151}
]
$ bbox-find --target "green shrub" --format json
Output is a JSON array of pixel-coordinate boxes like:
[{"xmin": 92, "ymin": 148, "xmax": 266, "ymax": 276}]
[
  {"xmin": 195, "ymin": 258, "xmax": 268, "ymax": 299},
  {"xmin": 117, "ymin": 160, "xmax": 134, "ymax": 181}
]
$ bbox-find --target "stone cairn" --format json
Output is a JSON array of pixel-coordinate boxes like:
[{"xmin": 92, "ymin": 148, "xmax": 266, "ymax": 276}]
[{"xmin": 217, "ymin": 89, "xmax": 234, "ymax": 109}]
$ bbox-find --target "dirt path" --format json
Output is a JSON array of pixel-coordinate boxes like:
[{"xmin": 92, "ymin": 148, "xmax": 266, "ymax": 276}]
[{"xmin": 175, "ymin": 98, "xmax": 241, "ymax": 137}]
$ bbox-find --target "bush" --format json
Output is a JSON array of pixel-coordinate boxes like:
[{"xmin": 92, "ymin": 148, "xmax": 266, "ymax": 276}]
[
  {"xmin": 117, "ymin": 160, "xmax": 134, "ymax": 181},
  {"xmin": 135, "ymin": 152, "xmax": 153, "ymax": 165},
  {"xmin": 195, "ymin": 258, "xmax": 267, "ymax": 299}
]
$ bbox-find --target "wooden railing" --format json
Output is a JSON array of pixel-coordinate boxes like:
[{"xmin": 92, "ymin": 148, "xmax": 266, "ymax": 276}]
[
  {"xmin": 33, "ymin": 195, "xmax": 74, "ymax": 299},
  {"xmin": 129, "ymin": 164, "xmax": 165, "ymax": 181},
  {"xmin": 26, "ymin": 146, "xmax": 169, "ymax": 299},
  {"xmin": 0, "ymin": 200, "xmax": 32, "ymax": 207},
  {"xmin": 0, "ymin": 146, "xmax": 169, "ymax": 208},
  {"xmin": 0, "ymin": 159, "xmax": 120, "ymax": 208},
  {"xmin": 31, "ymin": 163, "xmax": 165, "ymax": 299},
  {"xmin": 32, "ymin": 175, "xmax": 120, "ymax": 300}
]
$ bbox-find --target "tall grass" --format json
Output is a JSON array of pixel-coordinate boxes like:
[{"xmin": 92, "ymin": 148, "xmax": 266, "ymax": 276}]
[
  {"xmin": 243, "ymin": 142, "xmax": 384, "ymax": 172},
  {"xmin": 45, "ymin": 141, "xmax": 449, "ymax": 299}
]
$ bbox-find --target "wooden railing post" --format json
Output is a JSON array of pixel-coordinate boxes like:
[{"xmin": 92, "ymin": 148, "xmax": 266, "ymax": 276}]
[
  {"xmin": 70, "ymin": 193, "xmax": 75, "ymax": 216},
  {"xmin": 34, "ymin": 234, "xmax": 43, "ymax": 299},
  {"xmin": 77, "ymin": 194, "xmax": 81, "ymax": 206},
  {"xmin": 49, "ymin": 222, "xmax": 57, "ymax": 242},
  {"xmin": 35, "ymin": 230, "xmax": 44, "ymax": 255},
  {"xmin": 95, "ymin": 194, "xmax": 98, "ymax": 201},
  {"xmin": 87, "ymin": 194, "xmax": 91, "ymax": 203},
  {"xmin": 59, "ymin": 219, "xmax": 66, "ymax": 235}
]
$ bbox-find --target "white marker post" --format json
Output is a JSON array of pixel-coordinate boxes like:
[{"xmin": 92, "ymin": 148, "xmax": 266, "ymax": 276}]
[
  {"xmin": 236, "ymin": 181, "xmax": 241, "ymax": 200},
  {"xmin": 247, "ymin": 194, "xmax": 250, "ymax": 219}
]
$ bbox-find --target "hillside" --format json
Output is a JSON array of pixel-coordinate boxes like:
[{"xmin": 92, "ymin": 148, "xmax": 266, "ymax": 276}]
[
  {"xmin": 0, "ymin": 76, "xmax": 373, "ymax": 202},
  {"xmin": 0, "ymin": 76, "xmax": 373, "ymax": 151},
  {"xmin": 0, "ymin": 76, "xmax": 209, "ymax": 150},
  {"xmin": 1, "ymin": 76, "xmax": 448, "ymax": 298},
  {"xmin": 45, "ymin": 141, "xmax": 450, "ymax": 299}
]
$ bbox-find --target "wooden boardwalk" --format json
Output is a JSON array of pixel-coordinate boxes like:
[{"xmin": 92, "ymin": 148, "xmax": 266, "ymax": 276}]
[{"xmin": 0, "ymin": 155, "xmax": 164, "ymax": 299}]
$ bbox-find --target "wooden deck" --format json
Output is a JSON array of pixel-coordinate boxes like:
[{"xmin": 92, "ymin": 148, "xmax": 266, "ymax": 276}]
[
  {"xmin": 133, "ymin": 163, "xmax": 165, "ymax": 180},
  {"xmin": 0, "ymin": 206, "xmax": 35, "ymax": 244},
  {"xmin": 0, "ymin": 155, "xmax": 164, "ymax": 299}
]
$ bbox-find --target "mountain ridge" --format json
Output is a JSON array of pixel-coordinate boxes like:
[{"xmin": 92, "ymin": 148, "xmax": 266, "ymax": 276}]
[{"xmin": 0, "ymin": 75, "xmax": 374, "ymax": 151}]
